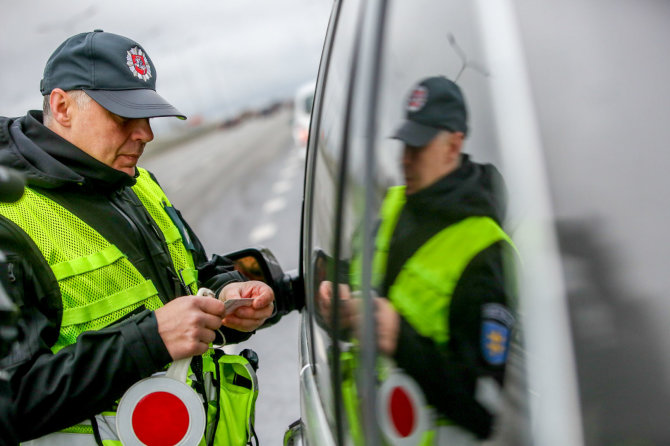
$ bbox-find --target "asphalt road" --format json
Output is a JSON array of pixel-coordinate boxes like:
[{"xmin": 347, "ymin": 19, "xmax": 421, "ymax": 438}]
[{"xmin": 141, "ymin": 107, "xmax": 304, "ymax": 445}]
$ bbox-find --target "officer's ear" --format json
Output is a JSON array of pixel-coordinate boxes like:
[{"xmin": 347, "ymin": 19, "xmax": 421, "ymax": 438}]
[
  {"xmin": 48, "ymin": 88, "xmax": 74, "ymax": 129},
  {"xmin": 446, "ymin": 131, "xmax": 464, "ymax": 163}
]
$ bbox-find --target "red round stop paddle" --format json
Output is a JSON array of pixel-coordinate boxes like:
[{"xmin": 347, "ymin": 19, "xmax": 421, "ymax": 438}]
[{"xmin": 116, "ymin": 289, "xmax": 214, "ymax": 445}]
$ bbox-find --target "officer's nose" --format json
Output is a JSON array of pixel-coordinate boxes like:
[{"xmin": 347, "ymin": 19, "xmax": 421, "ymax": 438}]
[{"xmin": 132, "ymin": 118, "xmax": 154, "ymax": 143}]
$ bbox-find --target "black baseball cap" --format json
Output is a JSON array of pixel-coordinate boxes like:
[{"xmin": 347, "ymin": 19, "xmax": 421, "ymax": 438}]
[
  {"xmin": 40, "ymin": 30, "xmax": 186, "ymax": 120},
  {"xmin": 392, "ymin": 76, "xmax": 467, "ymax": 147}
]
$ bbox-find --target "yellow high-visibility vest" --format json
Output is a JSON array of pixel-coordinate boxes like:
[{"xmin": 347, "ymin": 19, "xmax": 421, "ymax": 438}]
[{"xmin": 1, "ymin": 168, "xmax": 256, "ymax": 446}]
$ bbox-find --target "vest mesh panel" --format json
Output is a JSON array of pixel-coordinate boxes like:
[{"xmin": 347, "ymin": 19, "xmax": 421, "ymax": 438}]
[
  {"xmin": 60, "ymin": 425, "xmax": 94, "ymax": 434},
  {"xmin": 0, "ymin": 188, "xmax": 163, "ymax": 351},
  {"xmin": 133, "ymin": 168, "xmax": 198, "ymax": 294}
]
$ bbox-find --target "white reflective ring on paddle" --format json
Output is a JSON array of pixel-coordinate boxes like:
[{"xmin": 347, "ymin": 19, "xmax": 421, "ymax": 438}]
[
  {"xmin": 116, "ymin": 374, "xmax": 205, "ymax": 446},
  {"xmin": 377, "ymin": 369, "xmax": 431, "ymax": 446}
]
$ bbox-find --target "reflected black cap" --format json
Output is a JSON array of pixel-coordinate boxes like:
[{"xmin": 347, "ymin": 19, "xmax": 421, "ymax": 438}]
[
  {"xmin": 40, "ymin": 30, "xmax": 185, "ymax": 120},
  {"xmin": 392, "ymin": 76, "xmax": 467, "ymax": 147}
]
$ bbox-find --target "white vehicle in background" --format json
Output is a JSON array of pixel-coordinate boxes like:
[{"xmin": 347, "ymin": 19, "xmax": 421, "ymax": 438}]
[{"xmin": 292, "ymin": 81, "xmax": 316, "ymax": 149}]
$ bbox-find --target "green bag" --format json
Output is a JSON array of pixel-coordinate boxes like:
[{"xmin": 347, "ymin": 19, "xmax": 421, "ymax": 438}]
[{"xmin": 205, "ymin": 350, "xmax": 259, "ymax": 446}]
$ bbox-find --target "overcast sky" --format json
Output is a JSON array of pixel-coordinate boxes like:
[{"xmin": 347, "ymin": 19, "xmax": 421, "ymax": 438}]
[{"xmin": 0, "ymin": 0, "xmax": 332, "ymax": 132}]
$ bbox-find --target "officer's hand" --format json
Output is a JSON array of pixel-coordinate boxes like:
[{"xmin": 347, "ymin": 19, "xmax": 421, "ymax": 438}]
[
  {"xmin": 317, "ymin": 281, "xmax": 333, "ymax": 320},
  {"xmin": 155, "ymin": 295, "xmax": 226, "ymax": 360},
  {"xmin": 349, "ymin": 297, "xmax": 399, "ymax": 355},
  {"xmin": 317, "ymin": 281, "xmax": 357, "ymax": 328},
  {"xmin": 372, "ymin": 297, "xmax": 400, "ymax": 355},
  {"xmin": 219, "ymin": 281, "xmax": 274, "ymax": 332},
  {"xmin": 316, "ymin": 280, "xmax": 359, "ymax": 328}
]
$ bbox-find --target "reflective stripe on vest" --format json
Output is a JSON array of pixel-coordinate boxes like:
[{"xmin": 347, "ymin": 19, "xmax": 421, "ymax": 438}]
[
  {"xmin": 371, "ymin": 185, "xmax": 406, "ymax": 288},
  {"xmin": 22, "ymin": 432, "xmax": 98, "ymax": 446},
  {"xmin": 22, "ymin": 414, "xmax": 120, "ymax": 446}
]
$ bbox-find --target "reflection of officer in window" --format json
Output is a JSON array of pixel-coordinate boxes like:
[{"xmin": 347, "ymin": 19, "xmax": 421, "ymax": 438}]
[{"xmin": 355, "ymin": 76, "xmax": 515, "ymax": 440}]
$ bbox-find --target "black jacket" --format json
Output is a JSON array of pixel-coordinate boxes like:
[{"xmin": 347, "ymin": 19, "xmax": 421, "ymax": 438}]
[
  {"xmin": 0, "ymin": 111, "xmax": 249, "ymax": 442},
  {"xmin": 387, "ymin": 155, "xmax": 515, "ymax": 439}
]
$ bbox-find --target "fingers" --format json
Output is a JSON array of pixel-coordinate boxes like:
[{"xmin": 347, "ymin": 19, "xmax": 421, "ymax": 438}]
[
  {"xmin": 319, "ymin": 281, "xmax": 334, "ymax": 300},
  {"xmin": 182, "ymin": 327, "xmax": 217, "ymax": 356},
  {"xmin": 220, "ymin": 284, "xmax": 242, "ymax": 301},
  {"xmin": 189, "ymin": 296, "xmax": 227, "ymax": 330},
  {"xmin": 220, "ymin": 281, "xmax": 274, "ymax": 312},
  {"xmin": 192, "ymin": 295, "xmax": 226, "ymax": 317},
  {"xmin": 221, "ymin": 281, "xmax": 275, "ymax": 308},
  {"xmin": 198, "ymin": 326, "xmax": 218, "ymax": 347},
  {"xmin": 338, "ymin": 283, "xmax": 353, "ymax": 301},
  {"xmin": 341, "ymin": 298, "xmax": 362, "ymax": 325},
  {"xmin": 219, "ymin": 281, "xmax": 275, "ymax": 332},
  {"xmin": 249, "ymin": 283, "xmax": 274, "ymax": 309},
  {"xmin": 155, "ymin": 295, "xmax": 226, "ymax": 360},
  {"xmin": 221, "ymin": 313, "xmax": 268, "ymax": 332},
  {"xmin": 371, "ymin": 297, "xmax": 400, "ymax": 355},
  {"xmin": 221, "ymin": 300, "xmax": 274, "ymax": 331},
  {"xmin": 317, "ymin": 281, "xmax": 333, "ymax": 317}
]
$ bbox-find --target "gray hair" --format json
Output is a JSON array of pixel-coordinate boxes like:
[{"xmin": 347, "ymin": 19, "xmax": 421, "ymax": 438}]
[{"xmin": 42, "ymin": 90, "xmax": 92, "ymax": 126}]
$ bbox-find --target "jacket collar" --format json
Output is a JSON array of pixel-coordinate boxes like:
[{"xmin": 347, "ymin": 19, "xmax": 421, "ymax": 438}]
[{"xmin": 6, "ymin": 111, "xmax": 136, "ymax": 192}]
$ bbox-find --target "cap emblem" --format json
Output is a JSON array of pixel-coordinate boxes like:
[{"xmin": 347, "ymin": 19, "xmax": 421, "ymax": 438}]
[
  {"xmin": 407, "ymin": 86, "xmax": 428, "ymax": 112},
  {"xmin": 126, "ymin": 47, "xmax": 152, "ymax": 81}
]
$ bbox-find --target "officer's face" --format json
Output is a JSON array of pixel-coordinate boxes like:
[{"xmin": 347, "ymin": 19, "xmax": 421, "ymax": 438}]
[
  {"xmin": 402, "ymin": 130, "xmax": 462, "ymax": 195},
  {"xmin": 68, "ymin": 98, "xmax": 154, "ymax": 176}
]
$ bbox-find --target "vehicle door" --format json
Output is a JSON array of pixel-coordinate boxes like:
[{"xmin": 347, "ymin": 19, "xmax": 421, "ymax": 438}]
[
  {"xmin": 299, "ymin": 0, "xmax": 534, "ymax": 444},
  {"xmin": 296, "ymin": 0, "xmax": 365, "ymax": 444}
]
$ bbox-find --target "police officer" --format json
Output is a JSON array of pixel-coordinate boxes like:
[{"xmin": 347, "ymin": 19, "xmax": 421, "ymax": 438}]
[
  {"xmin": 322, "ymin": 76, "xmax": 516, "ymax": 443},
  {"xmin": 381, "ymin": 76, "xmax": 517, "ymax": 441},
  {"xmin": 0, "ymin": 30, "xmax": 274, "ymax": 444}
]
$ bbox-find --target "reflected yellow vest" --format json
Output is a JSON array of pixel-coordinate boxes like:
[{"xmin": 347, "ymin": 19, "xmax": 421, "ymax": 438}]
[
  {"xmin": 345, "ymin": 186, "xmax": 514, "ymax": 445},
  {"xmin": 0, "ymin": 168, "xmax": 255, "ymax": 446},
  {"xmin": 375, "ymin": 186, "xmax": 513, "ymax": 346}
]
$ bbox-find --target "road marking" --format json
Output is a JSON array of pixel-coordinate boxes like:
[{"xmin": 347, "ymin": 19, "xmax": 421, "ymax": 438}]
[
  {"xmin": 248, "ymin": 146, "xmax": 303, "ymax": 243},
  {"xmin": 263, "ymin": 197, "xmax": 286, "ymax": 214},
  {"xmin": 272, "ymin": 180, "xmax": 292, "ymax": 194},
  {"xmin": 280, "ymin": 162, "xmax": 297, "ymax": 179},
  {"xmin": 249, "ymin": 223, "xmax": 277, "ymax": 244}
]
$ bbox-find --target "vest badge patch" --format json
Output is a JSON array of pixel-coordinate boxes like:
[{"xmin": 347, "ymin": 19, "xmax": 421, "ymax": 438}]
[
  {"xmin": 481, "ymin": 303, "xmax": 514, "ymax": 366},
  {"xmin": 481, "ymin": 321, "xmax": 509, "ymax": 365}
]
